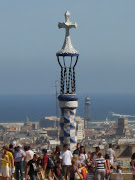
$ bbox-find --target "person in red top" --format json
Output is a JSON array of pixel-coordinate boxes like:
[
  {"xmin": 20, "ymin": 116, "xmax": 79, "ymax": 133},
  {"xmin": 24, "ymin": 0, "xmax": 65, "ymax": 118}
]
[
  {"xmin": 80, "ymin": 164, "xmax": 88, "ymax": 180},
  {"xmin": 42, "ymin": 149, "xmax": 51, "ymax": 180}
]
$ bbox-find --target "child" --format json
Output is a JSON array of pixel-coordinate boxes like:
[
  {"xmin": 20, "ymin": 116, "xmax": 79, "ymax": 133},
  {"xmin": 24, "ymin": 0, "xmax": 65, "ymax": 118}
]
[
  {"xmin": 80, "ymin": 163, "xmax": 88, "ymax": 180},
  {"xmin": 73, "ymin": 154, "xmax": 81, "ymax": 168},
  {"xmin": 53, "ymin": 160, "xmax": 63, "ymax": 180},
  {"xmin": 116, "ymin": 165, "xmax": 123, "ymax": 180},
  {"xmin": 68, "ymin": 159, "xmax": 83, "ymax": 180},
  {"xmin": 86, "ymin": 166, "xmax": 94, "ymax": 180}
]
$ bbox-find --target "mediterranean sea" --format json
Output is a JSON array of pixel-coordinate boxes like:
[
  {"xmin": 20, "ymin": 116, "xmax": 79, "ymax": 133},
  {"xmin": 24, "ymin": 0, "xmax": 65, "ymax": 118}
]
[{"xmin": 0, "ymin": 93, "xmax": 135, "ymax": 123}]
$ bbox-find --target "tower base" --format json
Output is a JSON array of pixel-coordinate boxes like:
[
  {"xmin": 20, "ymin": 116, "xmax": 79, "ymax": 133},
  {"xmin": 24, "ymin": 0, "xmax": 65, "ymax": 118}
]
[{"xmin": 58, "ymin": 94, "xmax": 78, "ymax": 151}]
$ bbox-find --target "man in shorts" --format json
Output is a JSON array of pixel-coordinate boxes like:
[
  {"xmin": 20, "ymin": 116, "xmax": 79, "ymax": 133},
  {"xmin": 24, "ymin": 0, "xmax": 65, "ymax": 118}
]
[
  {"xmin": 59, "ymin": 144, "xmax": 73, "ymax": 180},
  {"xmin": 106, "ymin": 144, "xmax": 117, "ymax": 164},
  {"xmin": 3, "ymin": 146, "xmax": 14, "ymax": 180}
]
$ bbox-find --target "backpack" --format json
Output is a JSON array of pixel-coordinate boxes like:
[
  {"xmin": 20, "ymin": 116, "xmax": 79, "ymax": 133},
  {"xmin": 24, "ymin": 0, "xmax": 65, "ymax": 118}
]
[{"xmin": 47, "ymin": 157, "xmax": 55, "ymax": 169}]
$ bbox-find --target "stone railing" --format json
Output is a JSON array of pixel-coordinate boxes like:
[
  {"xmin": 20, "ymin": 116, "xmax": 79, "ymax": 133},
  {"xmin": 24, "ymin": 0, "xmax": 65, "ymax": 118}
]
[{"xmin": 110, "ymin": 173, "xmax": 132, "ymax": 180}]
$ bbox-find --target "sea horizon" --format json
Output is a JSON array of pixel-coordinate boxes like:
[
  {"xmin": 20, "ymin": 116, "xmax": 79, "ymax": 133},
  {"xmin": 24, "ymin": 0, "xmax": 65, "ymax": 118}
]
[{"xmin": 0, "ymin": 93, "xmax": 135, "ymax": 123}]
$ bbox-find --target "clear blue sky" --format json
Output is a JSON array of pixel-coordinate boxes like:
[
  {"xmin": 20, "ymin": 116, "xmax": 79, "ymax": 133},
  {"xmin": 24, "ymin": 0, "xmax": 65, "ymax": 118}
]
[{"xmin": 0, "ymin": 0, "xmax": 135, "ymax": 94}]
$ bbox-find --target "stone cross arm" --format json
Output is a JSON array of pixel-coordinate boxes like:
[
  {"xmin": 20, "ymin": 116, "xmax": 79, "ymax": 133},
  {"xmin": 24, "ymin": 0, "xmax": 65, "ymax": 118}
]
[{"xmin": 58, "ymin": 22, "xmax": 77, "ymax": 29}]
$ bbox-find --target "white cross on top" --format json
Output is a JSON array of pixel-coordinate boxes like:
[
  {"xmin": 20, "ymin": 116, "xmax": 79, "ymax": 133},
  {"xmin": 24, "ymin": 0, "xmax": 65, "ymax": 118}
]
[
  {"xmin": 58, "ymin": 11, "xmax": 77, "ymax": 37},
  {"xmin": 57, "ymin": 11, "xmax": 78, "ymax": 55}
]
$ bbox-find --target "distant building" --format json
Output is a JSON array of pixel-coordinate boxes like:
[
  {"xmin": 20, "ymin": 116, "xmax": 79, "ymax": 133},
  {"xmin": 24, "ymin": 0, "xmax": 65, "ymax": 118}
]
[
  {"xmin": 84, "ymin": 129, "xmax": 94, "ymax": 140},
  {"xmin": 39, "ymin": 116, "xmax": 60, "ymax": 128},
  {"xmin": 116, "ymin": 117, "xmax": 130, "ymax": 137},
  {"xmin": 6, "ymin": 127, "xmax": 17, "ymax": 132},
  {"xmin": 84, "ymin": 97, "xmax": 91, "ymax": 129},
  {"xmin": 39, "ymin": 130, "xmax": 47, "ymax": 137},
  {"xmin": 117, "ymin": 138, "xmax": 135, "ymax": 145},
  {"xmin": 0, "ymin": 125, "xmax": 5, "ymax": 131},
  {"xmin": 76, "ymin": 117, "xmax": 85, "ymax": 141},
  {"xmin": 21, "ymin": 125, "xmax": 32, "ymax": 131},
  {"xmin": 32, "ymin": 123, "xmax": 38, "ymax": 130}
]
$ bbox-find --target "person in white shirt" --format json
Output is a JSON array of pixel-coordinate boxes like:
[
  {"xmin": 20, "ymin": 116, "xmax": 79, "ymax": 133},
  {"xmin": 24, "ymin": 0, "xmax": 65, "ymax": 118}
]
[
  {"xmin": 27, "ymin": 146, "xmax": 34, "ymax": 159},
  {"xmin": 106, "ymin": 144, "xmax": 116, "ymax": 164},
  {"xmin": 24, "ymin": 146, "xmax": 34, "ymax": 177},
  {"xmin": 59, "ymin": 144, "xmax": 73, "ymax": 180},
  {"xmin": 116, "ymin": 165, "xmax": 123, "ymax": 180},
  {"xmin": 79, "ymin": 146, "xmax": 88, "ymax": 166}
]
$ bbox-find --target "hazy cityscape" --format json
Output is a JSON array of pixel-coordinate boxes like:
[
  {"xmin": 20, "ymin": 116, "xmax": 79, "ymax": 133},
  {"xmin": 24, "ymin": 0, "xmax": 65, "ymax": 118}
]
[{"xmin": 0, "ymin": 0, "xmax": 135, "ymax": 180}]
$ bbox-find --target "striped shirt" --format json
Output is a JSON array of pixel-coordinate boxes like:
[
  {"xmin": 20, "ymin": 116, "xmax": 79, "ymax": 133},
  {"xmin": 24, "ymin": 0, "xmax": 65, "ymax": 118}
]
[
  {"xmin": 95, "ymin": 158, "xmax": 105, "ymax": 170},
  {"xmin": 86, "ymin": 173, "xmax": 94, "ymax": 180}
]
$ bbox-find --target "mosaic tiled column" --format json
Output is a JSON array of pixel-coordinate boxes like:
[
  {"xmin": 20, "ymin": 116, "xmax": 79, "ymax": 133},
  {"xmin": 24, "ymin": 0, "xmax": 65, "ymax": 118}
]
[
  {"xmin": 56, "ymin": 11, "xmax": 79, "ymax": 151},
  {"xmin": 58, "ymin": 94, "xmax": 78, "ymax": 151}
]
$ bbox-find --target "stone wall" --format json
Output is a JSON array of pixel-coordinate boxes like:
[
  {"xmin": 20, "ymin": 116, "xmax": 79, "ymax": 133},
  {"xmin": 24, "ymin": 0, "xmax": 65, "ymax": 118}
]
[{"xmin": 110, "ymin": 173, "xmax": 132, "ymax": 180}]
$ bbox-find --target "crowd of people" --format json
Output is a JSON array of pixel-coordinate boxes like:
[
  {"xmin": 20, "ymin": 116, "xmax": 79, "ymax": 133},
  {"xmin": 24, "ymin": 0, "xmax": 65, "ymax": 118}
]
[
  {"xmin": 0, "ymin": 143, "xmax": 134, "ymax": 180},
  {"xmin": 0, "ymin": 143, "xmax": 122, "ymax": 180}
]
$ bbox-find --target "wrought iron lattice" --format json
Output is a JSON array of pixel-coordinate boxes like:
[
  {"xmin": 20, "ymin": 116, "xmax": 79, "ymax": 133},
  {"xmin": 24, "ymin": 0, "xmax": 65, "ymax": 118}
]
[{"xmin": 57, "ymin": 55, "xmax": 78, "ymax": 94}]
